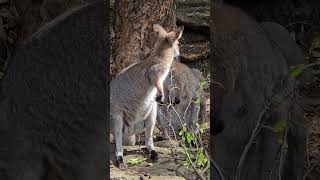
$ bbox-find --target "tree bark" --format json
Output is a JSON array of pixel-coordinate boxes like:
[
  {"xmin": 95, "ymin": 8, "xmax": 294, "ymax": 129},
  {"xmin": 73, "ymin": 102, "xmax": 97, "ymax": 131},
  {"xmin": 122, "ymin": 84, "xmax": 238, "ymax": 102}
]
[{"xmin": 112, "ymin": 0, "xmax": 176, "ymax": 75}]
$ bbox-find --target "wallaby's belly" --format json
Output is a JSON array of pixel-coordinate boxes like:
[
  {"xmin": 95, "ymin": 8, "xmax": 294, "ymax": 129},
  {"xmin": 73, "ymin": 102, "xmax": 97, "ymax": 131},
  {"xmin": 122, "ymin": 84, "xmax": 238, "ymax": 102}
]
[
  {"xmin": 136, "ymin": 87, "xmax": 157, "ymax": 118},
  {"xmin": 123, "ymin": 88, "xmax": 157, "ymax": 135}
]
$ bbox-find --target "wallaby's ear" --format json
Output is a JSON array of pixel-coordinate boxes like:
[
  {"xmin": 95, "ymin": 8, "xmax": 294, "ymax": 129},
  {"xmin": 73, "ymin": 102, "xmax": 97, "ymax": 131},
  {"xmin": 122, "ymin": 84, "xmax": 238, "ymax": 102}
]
[
  {"xmin": 153, "ymin": 24, "xmax": 167, "ymax": 37},
  {"xmin": 175, "ymin": 25, "xmax": 184, "ymax": 40},
  {"xmin": 166, "ymin": 25, "xmax": 184, "ymax": 45}
]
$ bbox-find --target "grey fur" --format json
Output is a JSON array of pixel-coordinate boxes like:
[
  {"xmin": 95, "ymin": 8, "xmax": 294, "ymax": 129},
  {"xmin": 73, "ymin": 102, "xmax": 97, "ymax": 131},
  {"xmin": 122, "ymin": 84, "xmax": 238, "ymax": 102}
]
[
  {"xmin": 260, "ymin": 22, "xmax": 304, "ymax": 66},
  {"xmin": 157, "ymin": 61, "xmax": 207, "ymax": 135},
  {"xmin": 211, "ymin": 4, "xmax": 306, "ymax": 180},
  {"xmin": 110, "ymin": 24, "xmax": 183, "ymax": 167}
]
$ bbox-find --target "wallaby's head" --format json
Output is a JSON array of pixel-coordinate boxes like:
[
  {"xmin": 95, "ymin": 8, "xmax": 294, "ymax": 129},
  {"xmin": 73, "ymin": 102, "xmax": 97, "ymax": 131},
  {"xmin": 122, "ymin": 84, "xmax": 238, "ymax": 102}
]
[{"xmin": 153, "ymin": 24, "xmax": 184, "ymax": 58}]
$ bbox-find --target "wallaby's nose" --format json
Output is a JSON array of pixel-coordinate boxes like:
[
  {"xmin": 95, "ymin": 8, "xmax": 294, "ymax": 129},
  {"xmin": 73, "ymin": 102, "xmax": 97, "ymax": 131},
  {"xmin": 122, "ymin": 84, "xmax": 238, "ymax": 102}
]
[
  {"xmin": 170, "ymin": 97, "xmax": 180, "ymax": 106},
  {"xmin": 174, "ymin": 97, "xmax": 180, "ymax": 105}
]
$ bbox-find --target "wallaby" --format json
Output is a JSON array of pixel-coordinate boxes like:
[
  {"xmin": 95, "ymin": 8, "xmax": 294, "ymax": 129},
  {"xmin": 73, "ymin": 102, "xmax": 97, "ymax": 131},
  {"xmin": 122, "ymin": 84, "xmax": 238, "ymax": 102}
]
[
  {"xmin": 211, "ymin": 3, "xmax": 306, "ymax": 180},
  {"xmin": 157, "ymin": 61, "xmax": 207, "ymax": 137},
  {"xmin": 0, "ymin": 1, "xmax": 108, "ymax": 180},
  {"xmin": 110, "ymin": 24, "xmax": 184, "ymax": 168}
]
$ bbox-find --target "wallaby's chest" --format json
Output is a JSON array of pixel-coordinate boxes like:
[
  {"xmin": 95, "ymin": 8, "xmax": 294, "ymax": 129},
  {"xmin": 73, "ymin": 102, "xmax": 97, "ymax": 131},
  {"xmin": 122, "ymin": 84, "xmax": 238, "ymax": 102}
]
[
  {"xmin": 160, "ymin": 68, "xmax": 171, "ymax": 84},
  {"xmin": 135, "ymin": 87, "xmax": 157, "ymax": 119}
]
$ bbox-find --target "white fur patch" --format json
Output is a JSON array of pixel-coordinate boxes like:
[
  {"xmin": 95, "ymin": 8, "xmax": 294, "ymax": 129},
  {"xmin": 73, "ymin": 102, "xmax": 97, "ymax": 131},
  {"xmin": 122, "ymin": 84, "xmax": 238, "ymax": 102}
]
[
  {"xmin": 136, "ymin": 88, "xmax": 157, "ymax": 121},
  {"xmin": 143, "ymin": 88, "xmax": 157, "ymax": 108},
  {"xmin": 116, "ymin": 151, "xmax": 123, "ymax": 157},
  {"xmin": 145, "ymin": 137, "xmax": 155, "ymax": 151},
  {"xmin": 160, "ymin": 68, "xmax": 170, "ymax": 83},
  {"xmin": 117, "ymin": 62, "xmax": 139, "ymax": 76}
]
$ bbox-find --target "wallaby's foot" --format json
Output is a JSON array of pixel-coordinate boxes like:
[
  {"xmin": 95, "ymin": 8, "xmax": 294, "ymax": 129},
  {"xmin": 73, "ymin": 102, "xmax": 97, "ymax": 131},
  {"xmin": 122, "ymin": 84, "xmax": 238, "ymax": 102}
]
[
  {"xmin": 116, "ymin": 156, "xmax": 127, "ymax": 169},
  {"xmin": 150, "ymin": 150, "xmax": 158, "ymax": 161}
]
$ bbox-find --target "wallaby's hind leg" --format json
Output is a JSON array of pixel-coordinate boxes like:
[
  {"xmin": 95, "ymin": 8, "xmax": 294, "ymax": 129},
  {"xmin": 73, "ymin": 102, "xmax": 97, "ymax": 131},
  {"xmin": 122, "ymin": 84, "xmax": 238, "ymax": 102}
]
[
  {"xmin": 145, "ymin": 102, "xmax": 158, "ymax": 161},
  {"xmin": 123, "ymin": 134, "xmax": 136, "ymax": 146},
  {"xmin": 112, "ymin": 114, "xmax": 126, "ymax": 169}
]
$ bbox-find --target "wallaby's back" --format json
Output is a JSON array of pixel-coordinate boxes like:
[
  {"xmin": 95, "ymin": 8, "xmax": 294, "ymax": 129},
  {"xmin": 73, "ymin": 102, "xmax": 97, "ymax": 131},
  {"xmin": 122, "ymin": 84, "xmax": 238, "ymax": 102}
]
[
  {"xmin": 0, "ymin": 1, "xmax": 108, "ymax": 180},
  {"xmin": 110, "ymin": 55, "xmax": 160, "ymax": 128},
  {"xmin": 260, "ymin": 22, "xmax": 304, "ymax": 66}
]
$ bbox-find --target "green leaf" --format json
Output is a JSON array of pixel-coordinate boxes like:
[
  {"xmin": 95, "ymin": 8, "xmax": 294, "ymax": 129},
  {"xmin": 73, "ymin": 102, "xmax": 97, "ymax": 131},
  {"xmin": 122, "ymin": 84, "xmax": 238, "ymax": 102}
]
[
  {"xmin": 272, "ymin": 119, "xmax": 287, "ymax": 134},
  {"xmin": 200, "ymin": 80, "xmax": 207, "ymax": 89},
  {"xmin": 186, "ymin": 132, "xmax": 193, "ymax": 145},
  {"xmin": 178, "ymin": 129, "xmax": 183, "ymax": 136},
  {"xmin": 193, "ymin": 98, "xmax": 201, "ymax": 106},
  {"xmin": 127, "ymin": 158, "xmax": 147, "ymax": 166},
  {"xmin": 182, "ymin": 123, "xmax": 187, "ymax": 132},
  {"xmin": 290, "ymin": 64, "xmax": 305, "ymax": 77},
  {"xmin": 199, "ymin": 122, "xmax": 209, "ymax": 134},
  {"xmin": 196, "ymin": 149, "xmax": 208, "ymax": 167}
]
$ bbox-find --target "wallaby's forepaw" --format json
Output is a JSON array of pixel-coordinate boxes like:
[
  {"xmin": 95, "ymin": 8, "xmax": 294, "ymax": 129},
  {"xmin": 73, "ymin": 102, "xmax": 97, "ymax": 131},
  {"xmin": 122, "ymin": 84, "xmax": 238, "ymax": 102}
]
[
  {"xmin": 156, "ymin": 95, "xmax": 164, "ymax": 104},
  {"xmin": 156, "ymin": 95, "xmax": 162, "ymax": 102},
  {"xmin": 150, "ymin": 150, "xmax": 158, "ymax": 162},
  {"xmin": 116, "ymin": 156, "xmax": 127, "ymax": 169}
]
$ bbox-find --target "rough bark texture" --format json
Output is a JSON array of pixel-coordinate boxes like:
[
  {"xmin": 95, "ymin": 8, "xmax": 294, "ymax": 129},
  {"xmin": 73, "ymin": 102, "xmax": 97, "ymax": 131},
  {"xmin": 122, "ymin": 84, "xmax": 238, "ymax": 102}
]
[{"xmin": 111, "ymin": 0, "xmax": 176, "ymax": 75}]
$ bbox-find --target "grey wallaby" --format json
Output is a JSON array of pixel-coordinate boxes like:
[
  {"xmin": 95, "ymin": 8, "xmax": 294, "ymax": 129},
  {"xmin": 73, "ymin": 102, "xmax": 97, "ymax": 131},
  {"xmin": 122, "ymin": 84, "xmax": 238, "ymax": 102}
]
[
  {"xmin": 158, "ymin": 61, "xmax": 207, "ymax": 137},
  {"xmin": 0, "ymin": 1, "xmax": 108, "ymax": 180},
  {"xmin": 211, "ymin": 3, "xmax": 306, "ymax": 180},
  {"xmin": 110, "ymin": 24, "xmax": 184, "ymax": 168}
]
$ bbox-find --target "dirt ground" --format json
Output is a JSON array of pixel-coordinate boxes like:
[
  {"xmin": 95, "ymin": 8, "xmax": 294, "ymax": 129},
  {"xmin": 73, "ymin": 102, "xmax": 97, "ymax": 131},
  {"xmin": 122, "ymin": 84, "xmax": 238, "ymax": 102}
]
[{"xmin": 110, "ymin": 143, "xmax": 210, "ymax": 180}]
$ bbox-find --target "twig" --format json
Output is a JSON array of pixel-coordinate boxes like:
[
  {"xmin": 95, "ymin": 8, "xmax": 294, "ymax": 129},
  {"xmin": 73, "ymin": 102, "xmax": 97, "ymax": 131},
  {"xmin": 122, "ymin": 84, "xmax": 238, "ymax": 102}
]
[
  {"xmin": 278, "ymin": 80, "xmax": 297, "ymax": 180},
  {"xmin": 303, "ymin": 158, "xmax": 320, "ymax": 180},
  {"xmin": 211, "ymin": 81, "xmax": 226, "ymax": 90},
  {"xmin": 202, "ymin": 149, "xmax": 210, "ymax": 174},
  {"xmin": 305, "ymin": 61, "xmax": 320, "ymax": 68},
  {"xmin": 306, "ymin": 136, "xmax": 310, "ymax": 167},
  {"xmin": 278, "ymin": 129, "xmax": 288, "ymax": 180},
  {"xmin": 180, "ymin": 143, "xmax": 206, "ymax": 180},
  {"xmin": 161, "ymin": 68, "xmax": 210, "ymax": 180},
  {"xmin": 285, "ymin": 21, "xmax": 312, "ymax": 28},
  {"xmin": 235, "ymin": 104, "xmax": 270, "ymax": 180},
  {"xmin": 268, "ymin": 146, "xmax": 282, "ymax": 180},
  {"xmin": 210, "ymin": 158, "xmax": 225, "ymax": 180}
]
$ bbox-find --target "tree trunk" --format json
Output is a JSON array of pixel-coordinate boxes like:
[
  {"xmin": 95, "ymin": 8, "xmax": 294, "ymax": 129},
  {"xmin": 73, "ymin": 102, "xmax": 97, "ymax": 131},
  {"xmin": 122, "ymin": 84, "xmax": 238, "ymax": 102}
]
[{"xmin": 111, "ymin": 0, "xmax": 176, "ymax": 75}]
